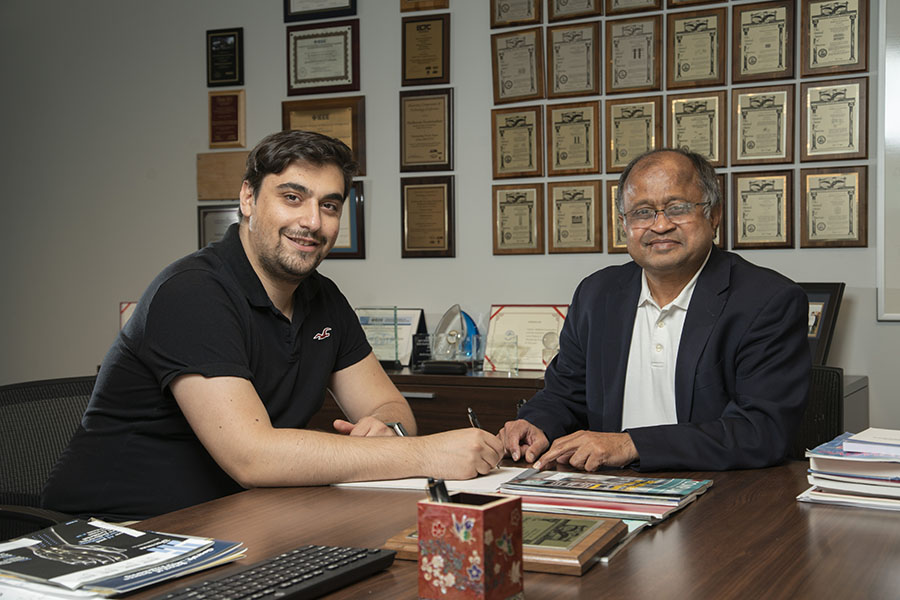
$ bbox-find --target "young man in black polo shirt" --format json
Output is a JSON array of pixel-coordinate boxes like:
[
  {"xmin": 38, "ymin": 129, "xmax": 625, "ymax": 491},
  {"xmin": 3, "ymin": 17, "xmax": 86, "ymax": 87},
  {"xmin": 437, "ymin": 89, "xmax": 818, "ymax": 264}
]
[{"xmin": 43, "ymin": 131, "xmax": 502, "ymax": 521}]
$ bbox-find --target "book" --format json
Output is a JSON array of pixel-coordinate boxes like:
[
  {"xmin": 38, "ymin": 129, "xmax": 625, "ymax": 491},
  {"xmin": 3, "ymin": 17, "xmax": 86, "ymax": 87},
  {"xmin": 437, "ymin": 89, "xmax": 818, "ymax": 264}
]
[
  {"xmin": 842, "ymin": 428, "xmax": 900, "ymax": 457},
  {"xmin": 807, "ymin": 474, "xmax": 900, "ymax": 499},
  {"xmin": 797, "ymin": 486, "xmax": 900, "ymax": 511},
  {"xmin": 514, "ymin": 489, "xmax": 694, "ymax": 521},
  {"xmin": 0, "ymin": 519, "xmax": 244, "ymax": 597},
  {"xmin": 805, "ymin": 432, "xmax": 900, "ymax": 479},
  {"xmin": 498, "ymin": 469, "xmax": 713, "ymax": 506},
  {"xmin": 384, "ymin": 511, "xmax": 628, "ymax": 576}
]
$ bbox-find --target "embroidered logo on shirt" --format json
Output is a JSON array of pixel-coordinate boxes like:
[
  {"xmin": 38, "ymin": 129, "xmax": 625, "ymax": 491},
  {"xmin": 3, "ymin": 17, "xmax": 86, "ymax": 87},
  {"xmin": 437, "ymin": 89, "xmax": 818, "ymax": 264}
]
[{"xmin": 312, "ymin": 327, "xmax": 332, "ymax": 340}]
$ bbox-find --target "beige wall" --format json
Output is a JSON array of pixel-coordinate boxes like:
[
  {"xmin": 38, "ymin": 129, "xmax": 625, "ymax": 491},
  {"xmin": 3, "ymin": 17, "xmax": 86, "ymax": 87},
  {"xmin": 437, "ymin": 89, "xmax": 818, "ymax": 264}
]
[{"xmin": 1, "ymin": 0, "xmax": 897, "ymax": 426}]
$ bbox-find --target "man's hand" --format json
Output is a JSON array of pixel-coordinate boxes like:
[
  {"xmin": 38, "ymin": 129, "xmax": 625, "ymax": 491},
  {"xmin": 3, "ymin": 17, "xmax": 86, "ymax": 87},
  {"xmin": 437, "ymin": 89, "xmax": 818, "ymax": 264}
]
[
  {"xmin": 332, "ymin": 416, "xmax": 396, "ymax": 437},
  {"xmin": 534, "ymin": 431, "xmax": 638, "ymax": 471},
  {"xmin": 498, "ymin": 419, "xmax": 550, "ymax": 463},
  {"xmin": 416, "ymin": 429, "xmax": 504, "ymax": 480}
]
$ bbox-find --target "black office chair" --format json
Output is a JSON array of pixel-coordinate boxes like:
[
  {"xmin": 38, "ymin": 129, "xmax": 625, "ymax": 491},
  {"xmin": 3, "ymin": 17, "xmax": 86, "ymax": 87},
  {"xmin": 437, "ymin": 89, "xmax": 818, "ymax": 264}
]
[
  {"xmin": 789, "ymin": 365, "xmax": 844, "ymax": 459},
  {"xmin": 0, "ymin": 375, "xmax": 95, "ymax": 540}
]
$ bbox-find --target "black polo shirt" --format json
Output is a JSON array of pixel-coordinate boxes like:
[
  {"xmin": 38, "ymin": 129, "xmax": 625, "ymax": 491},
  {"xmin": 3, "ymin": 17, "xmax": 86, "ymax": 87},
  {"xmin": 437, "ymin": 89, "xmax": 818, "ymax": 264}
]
[{"xmin": 43, "ymin": 224, "xmax": 371, "ymax": 520}]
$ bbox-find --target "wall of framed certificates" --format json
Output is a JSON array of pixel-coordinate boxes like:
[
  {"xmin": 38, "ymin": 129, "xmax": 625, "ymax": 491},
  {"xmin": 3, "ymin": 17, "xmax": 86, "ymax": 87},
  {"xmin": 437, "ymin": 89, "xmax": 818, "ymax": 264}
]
[{"xmin": 489, "ymin": 0, "xmax": 872, "ymax": 254}]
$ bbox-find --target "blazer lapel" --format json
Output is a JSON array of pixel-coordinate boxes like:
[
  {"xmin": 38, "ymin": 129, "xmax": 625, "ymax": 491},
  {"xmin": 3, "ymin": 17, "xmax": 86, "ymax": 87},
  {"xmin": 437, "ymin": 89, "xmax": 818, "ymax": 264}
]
[
  {"xmin": 603, "ymin": 265, "xmax": 641, "ymax": 430},
  {"xmin": 675, "ymin": 247, "xmax": 730, "ymax": 421}
]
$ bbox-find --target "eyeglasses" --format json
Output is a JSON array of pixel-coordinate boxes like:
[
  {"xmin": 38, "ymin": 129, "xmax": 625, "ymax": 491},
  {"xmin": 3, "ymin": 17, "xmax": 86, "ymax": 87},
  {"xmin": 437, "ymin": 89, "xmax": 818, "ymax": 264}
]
[{"xmin": 624, "ymin": 201, "xmax": 711, "ymax": 226}]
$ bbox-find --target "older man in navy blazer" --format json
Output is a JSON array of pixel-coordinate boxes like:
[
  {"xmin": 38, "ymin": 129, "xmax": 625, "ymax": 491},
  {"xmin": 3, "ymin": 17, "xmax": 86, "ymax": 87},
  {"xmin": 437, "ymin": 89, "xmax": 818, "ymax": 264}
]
[{"xmin": 499, "ymin": 149, "xmax": 811, "ymax": 472}]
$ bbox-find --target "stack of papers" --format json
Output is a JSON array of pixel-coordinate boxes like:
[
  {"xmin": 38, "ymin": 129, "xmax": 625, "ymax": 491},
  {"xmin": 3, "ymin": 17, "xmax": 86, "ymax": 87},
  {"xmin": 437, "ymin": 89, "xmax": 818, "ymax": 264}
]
[
  {"xmin": 797, "ymin": 431, "xmax": 900, "ymax": 511},
  {"xmin": 0, "ymin": 519, "xmax": 245, "ymax": 598},
  {"xmin": 497, "ymin": 469, "xmax": 713, "ymax": 522}
]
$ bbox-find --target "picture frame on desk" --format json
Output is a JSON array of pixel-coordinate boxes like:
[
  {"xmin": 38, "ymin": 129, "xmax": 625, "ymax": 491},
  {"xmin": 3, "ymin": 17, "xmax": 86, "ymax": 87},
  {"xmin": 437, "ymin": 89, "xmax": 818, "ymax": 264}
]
[
  {"xmin": 285, "ymin": 19, "xmax": 360, "ymax": 96},
  {"xmin": 283, "ymin": 0, "xmax": 356, "ymax": 22},
  {"xmin": 326, "ymin": 181, "xmax": 365, "ymax": 259},
  {"xmin": 281, "ymin": 95, "xmax": 366, "ymax": 175},
  {"xmin": 798, "ymin": 282, "xmax": 845, "ymax": 365}
]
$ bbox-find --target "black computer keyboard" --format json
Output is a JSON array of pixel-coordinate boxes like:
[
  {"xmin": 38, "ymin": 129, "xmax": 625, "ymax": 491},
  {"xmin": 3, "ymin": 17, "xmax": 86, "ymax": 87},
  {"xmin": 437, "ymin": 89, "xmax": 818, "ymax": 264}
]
[{"xmin": 153, "ymin": 544, "xmax": 396, "ymax": 600}]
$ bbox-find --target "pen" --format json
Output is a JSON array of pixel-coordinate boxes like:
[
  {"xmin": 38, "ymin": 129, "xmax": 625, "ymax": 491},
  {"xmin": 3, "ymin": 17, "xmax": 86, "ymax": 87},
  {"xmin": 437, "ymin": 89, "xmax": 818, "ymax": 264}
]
[
  {"xmin": 427, "ymin": 477, "xmax": 451, "ymax": 502},
  {"xmin": 387, "ymin": 421, "xmax": 408, "ymax": 437},
  {"xmin": 467, "ymin": 407, "xmax": 483, "ymax": 430}
]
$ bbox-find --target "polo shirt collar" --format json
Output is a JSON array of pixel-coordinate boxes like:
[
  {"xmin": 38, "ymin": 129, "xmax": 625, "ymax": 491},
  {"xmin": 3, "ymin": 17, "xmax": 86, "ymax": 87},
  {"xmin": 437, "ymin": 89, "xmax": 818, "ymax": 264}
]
[{"xmin": 637, "ymin": 247, "xmax": 712, "ymax": 311}]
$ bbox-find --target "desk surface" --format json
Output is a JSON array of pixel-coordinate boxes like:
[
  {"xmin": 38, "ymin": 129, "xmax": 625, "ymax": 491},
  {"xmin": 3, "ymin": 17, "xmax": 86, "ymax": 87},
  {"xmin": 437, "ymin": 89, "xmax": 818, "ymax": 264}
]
[{"xmin": 136, "ymin": 461, "xmax": 900, "ymax": 599}]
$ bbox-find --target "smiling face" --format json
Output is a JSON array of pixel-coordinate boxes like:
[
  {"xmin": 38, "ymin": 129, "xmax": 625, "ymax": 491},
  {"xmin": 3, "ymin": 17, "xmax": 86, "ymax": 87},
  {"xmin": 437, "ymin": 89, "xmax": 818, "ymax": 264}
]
[
  {"xmin": 621, "ymin": 151, "xmax": 720, "ymax": 285},
  {"xmin": 239, "ymin": 160, "xmax": 345, "ymax": 285}
]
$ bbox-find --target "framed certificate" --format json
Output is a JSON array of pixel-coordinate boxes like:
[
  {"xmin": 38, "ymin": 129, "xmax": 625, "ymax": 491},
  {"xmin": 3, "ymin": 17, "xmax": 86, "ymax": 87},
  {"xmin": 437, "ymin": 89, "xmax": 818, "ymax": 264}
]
[
  {"xmin": 666, "ymin": 8, "xmax": 726, "ymax": 89},
  {"xmin": 402, "ymin": 0, "xmax": 448, "ymax": 10},
  {"xmin": 606, "ymin": 15, "xmax": 662, "ymax": 94},
  {"xmin": 606, "ymin": 0, "xmax": 661, "ymax": 16},
  {"xmin": 327, "ymin": 181, "xmax": 365, "ymax": 259},
  {"xmin": 801, "ymin": 77, "xmax": 867, "ymax": 162},
  {"xmin": 484, "ymin": 305, "xmax": 569, "ymax": 372},
  {"xmin": 667, "ymin": 0, "xmax": 719, "ymax": 6},
  {"xmin": 731, "ymin": 171, "xmax": 794, "ymax": 249},
  {"xmin": 491, "ymin": 105, "xmax": 544, "ymax": 179},
  {"xmin": 549, "ymin": 0, "xmax": 602, "ymax": 22},
  {"xmin": 605, "ymin": 180, "xmax": 628, "ymax": 254},
  {"xmin": 286, "ymin": 19, "xmax": 359, "ymax": 96},
  {"xmin": 490, "ymin": 0, "xmax": 541, "ymax": 28},
  {"xmin": 548, "ymin": 180, "xmax": 602, "ymax": 254},
  {"xmin": 208, "ymin": 90, "xmax": 245, "ymax": 149},
  {"xmin": 731, "ymin": 85, "xmax": 794, "ymax": 166},
  {"xmin": 732, "ymin": 0, "xmax": 795, "ymax": 83},
  {"xmin": 206, "ymin": 28, "xmax": 244, "ymax": 87},
  {"xmin": 605, "ymin": 95, "xmax": 662, "ymax": 173},
  {"xmin": 283, "ymin": 0, "xmax": 356, "ymax": 22},
  {"xmin": 198, "ymin": 204, "xmax": 239, "ymax": 248},
  {"xmin": 547, "ymin": 22, "xmax": 600, "ymax": 99},
  {"xmin": 547, "ymin": 101, "xmax": 600, "ymax": 176},
  {"xmin": 491, "ymin": 27, "xmax": 545, "ymax": 104},
  {"xmin": 801, "ymin": 0, "xmax": 868, "ymax": 77},
  {"xmin": 402, "ymin": 13, "xmax": 450, "ymax": 87},
  {"xmin": 492, "ymin": 183, "xmax": 545, "ymax": 255},
  {"xmin": 401, "ymin": 176, "xmax": 454, "ymax": 258},
  {"xmin": 400, "ymin": 88, "xmax": 453, "ymax": 172},
  {"xmin": 282, "ymin": 96, "xmax": 366, "ymax": 175},
  {"xmin": 801, "ymin": 166, "xmax": 867, "ymax": 248},
  {"xmin": 667, "ymin": 90, "xmax": 726, "ymax": 167}
]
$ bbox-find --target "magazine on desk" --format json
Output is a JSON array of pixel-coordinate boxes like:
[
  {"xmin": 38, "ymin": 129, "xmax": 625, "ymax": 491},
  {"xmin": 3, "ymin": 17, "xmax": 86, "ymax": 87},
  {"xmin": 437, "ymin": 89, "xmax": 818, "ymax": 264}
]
[{"xmin": 0, "ymin": 519, "xmax": 244, "ymax": 597}]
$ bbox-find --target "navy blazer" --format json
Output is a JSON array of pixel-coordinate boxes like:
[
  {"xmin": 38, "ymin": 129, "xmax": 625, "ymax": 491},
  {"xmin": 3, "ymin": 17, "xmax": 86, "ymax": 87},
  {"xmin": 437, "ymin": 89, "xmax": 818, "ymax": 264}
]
[{"xmin": 519, "ymin": 247, "xmax": 811, "ymax": 471}]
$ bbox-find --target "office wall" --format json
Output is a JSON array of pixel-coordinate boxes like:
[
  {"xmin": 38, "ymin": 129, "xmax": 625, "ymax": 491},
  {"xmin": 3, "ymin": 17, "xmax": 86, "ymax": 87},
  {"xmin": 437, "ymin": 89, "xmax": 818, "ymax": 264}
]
[{"xmin": 1, "ymin": 0, "xmax": 897, "ymax": 426}]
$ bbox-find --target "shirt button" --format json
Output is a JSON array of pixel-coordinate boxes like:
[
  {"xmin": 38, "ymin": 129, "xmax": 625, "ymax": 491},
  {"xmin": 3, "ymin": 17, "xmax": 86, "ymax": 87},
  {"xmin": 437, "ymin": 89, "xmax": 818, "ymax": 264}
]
[
  {"xmin": 655, "ymin": 344, "xmax": 663, "ymax": 352},
  {"xmin": 657, "ymin": 321, "xmax": 665, "ymax": 328}
]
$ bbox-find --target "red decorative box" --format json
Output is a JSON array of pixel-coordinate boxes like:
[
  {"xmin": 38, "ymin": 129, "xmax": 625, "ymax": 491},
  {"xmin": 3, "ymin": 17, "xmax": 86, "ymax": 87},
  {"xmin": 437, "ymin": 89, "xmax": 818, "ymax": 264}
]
[{"xmin": 417, "ymin": 492, "xmax": 524, "ymax": 600}]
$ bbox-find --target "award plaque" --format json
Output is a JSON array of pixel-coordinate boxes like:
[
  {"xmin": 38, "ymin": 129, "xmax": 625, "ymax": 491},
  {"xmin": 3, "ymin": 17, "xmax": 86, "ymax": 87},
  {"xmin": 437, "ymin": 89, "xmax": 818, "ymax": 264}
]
[
  {"xmin": 492, "ymin": 183, "xmax": 545, "ymax": 255},
  {"xmin": 400, "ymin": 88, "xmax": 453, "ymax": 172},
  {"xmin": 282, "ymin": 96, "xmax": 366, "ymax": 175},
  {"xmin": 549, "ymin": 0, "xmax": 602, "ymax": 22},
  {"xmin": 327, "ymin": 181, "xmax": 365, "ymax": 259},
  {"xmin": 731, "ymin": 85, "xmax": 794, "ymax": 166},
  {"xmin": 667, "ymin": 90, "xmax": 725, "ymax": 167},
  {"xmin": 547, "ymin": 101, "xmax": 600, "ymax": 176},
  {"xmin": 198, "ymin": 204, "xmax": 239, "ymax": 249},
  {"xmin": 548, "ymin": 180, "xmax": 602, "ymax": 254},
  {"xmin": 605, "ymin": 180, "xmax": 628, "ymax": 254},
  {"xmin": 801, "ymin": 77, "xmax": 867, "ymax": 162},
  {"xmin": 491, "ymin": 105, "xmax": 544, "ymax": 179},
  {"xmin": 401, "ymin": 13, "xmax": 450, "ymax": 86},
  {"xmin": 286, "ymin": 19, "xmax": 360, "ymax": 95},
  {"xmin": 490, "ymin": 0, "xmax": 541, "ymax": 28},
  {"xmin": 605, "ymin": 0, "xmax": 661, "ymax": 16},
  {"xmin": 401, "ymin": 0, "xmax": 449, "ymax": 11},
  {"xmin": 547, "ymin": 22, "xmax": 600, "ymax": 99},
  {"xmin": 732, "ymin": 0, "xmax": 795, "ymax": 83},
  {"xmin": 401, "ymin": 176, "xmax": 454, "ymax": 258},
  {"xmin": 731, "ymin": 171, "xmax": 794, "ymax": 249},
  {"xmin": 666, "ymin": 8, "xmax": 726, "ymax": 89},
  {"xmin": 283, "ymin": 0, "xmax": 356, "ymax": 22},
  {"xmin": 605, "ymin": 96, "xmax": 662, "ymax": 173},
  {"xmin": 801, "ymin": 0, "xmax": 868, "ymax": 77},
  {"xmin": 208, "ymin": 90, "xmax": 245, "ymax": 149},
  {"xmin": 206, "ymin": 28, "xmax": 244, "ymax": 87},
  {"xmin": 667, "ymin": 0, "xmax": 719, "ymax": 6},
  {"xmin": 491, "ymin": 27, "xmax": 545, "ymax": 104},
  {"xmin": 605, "ymin": 15, "xmax": 662, "ymax": 94},
  {"xmin": 801, "ymin": 166, "xmax": 867, "ymax": 248}
]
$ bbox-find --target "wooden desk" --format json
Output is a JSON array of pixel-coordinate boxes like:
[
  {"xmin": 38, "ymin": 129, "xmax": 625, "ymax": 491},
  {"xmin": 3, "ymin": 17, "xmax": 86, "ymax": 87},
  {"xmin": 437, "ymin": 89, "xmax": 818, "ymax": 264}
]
[{"xmin": 134, "ymin": 461, "xmax": 900, "ymax": 599}]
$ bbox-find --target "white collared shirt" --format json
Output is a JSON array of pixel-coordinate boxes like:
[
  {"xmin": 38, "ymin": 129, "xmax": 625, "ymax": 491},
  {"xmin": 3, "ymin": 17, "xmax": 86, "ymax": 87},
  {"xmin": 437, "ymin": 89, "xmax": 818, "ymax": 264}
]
[{"xmin": 621, "ymin": 251, "xmax": 711, "ymax": 429}]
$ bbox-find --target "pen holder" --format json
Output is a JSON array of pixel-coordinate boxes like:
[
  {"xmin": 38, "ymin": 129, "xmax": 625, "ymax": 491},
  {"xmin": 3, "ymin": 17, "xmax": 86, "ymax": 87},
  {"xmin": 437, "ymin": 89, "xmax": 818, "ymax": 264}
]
[{"xmin": 417, "ymin": 492, "xmax": 524, "ymax": 600}]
